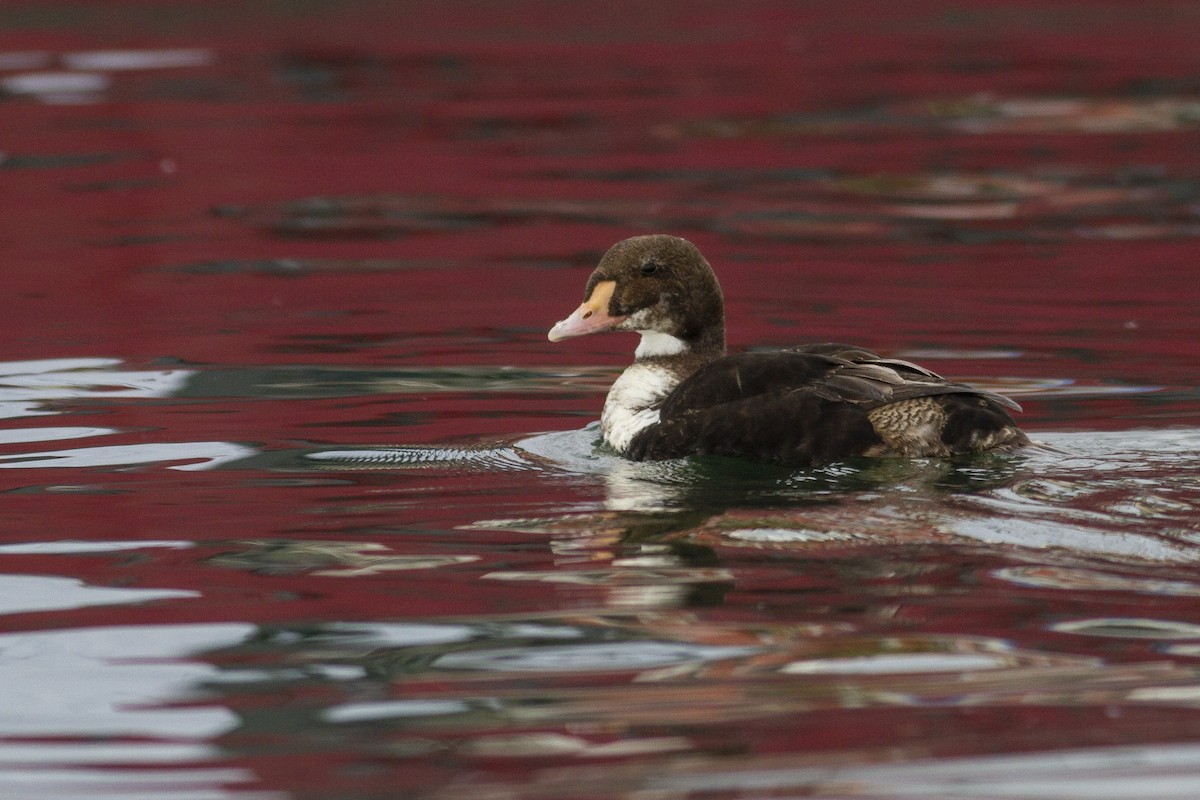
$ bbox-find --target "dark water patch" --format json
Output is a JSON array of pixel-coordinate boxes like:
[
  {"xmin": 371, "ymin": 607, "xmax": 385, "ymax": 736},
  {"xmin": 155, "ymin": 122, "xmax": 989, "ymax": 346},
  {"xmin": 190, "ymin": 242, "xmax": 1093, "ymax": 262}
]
[
  {"xmin": 667, "ymin": 95, "xmax": 1200, "ymax": 139},
  {"xmin": 205, "ymin": 539, "xmax": 480, "ymax": 577},
  {"xmin": 230, "ymin": 170, "xmax": 1200, "ymax": 244},
  {"xmin": 548, "ymin": 741, "xmax": 1200, "ymax": 799},
  {"xmin": 255, "ymin": 195, "xmax": 488, "ymax": 239},
  {"xmin": 189, "ymin": 612, "xmax": 1200, "ymax": 753},
  {"xmin": 998, "ymin": 567, "xmax": 1200, "ymax": 599},
  {"xmin": 275, "ymin": 49, "xmax": 384, "ymax": 103},
  {"xmin": 442, "ymin": 111, "xmax": 599, "ymax": 143},
  {"xmin": 0, "ymin": 150, "xmax": 139, "ymax": 169},
  {"xmin": 173, "ymin": 365, "xmax": 614, "ymax": 399},
  {"xmin": 94, "ymin": 233, "xmax": 197, "ymax": 247},
  {"xmin": 172, "ymin": 256, "xmax": 576, "ymax": 276}
]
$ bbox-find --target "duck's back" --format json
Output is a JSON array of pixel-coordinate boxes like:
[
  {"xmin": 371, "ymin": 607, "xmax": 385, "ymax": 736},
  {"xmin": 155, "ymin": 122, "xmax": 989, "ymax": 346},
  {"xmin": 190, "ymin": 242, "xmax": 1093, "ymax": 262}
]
[{"xmin": 627, "ymin": 343, "xmax": 1028, "ymax": 465}]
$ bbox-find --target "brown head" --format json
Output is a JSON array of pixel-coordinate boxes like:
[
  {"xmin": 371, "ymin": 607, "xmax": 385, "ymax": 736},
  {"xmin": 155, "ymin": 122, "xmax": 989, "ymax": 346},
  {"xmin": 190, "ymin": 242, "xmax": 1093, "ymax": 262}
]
[{"xmin": 547, "ymin": 235, "xmax": 726, "ymax": 358}]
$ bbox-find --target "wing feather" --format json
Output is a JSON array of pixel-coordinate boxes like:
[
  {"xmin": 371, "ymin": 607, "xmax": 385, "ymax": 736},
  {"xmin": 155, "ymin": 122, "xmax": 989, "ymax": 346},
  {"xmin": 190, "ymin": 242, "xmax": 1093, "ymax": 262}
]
[{"xmin": 648, "ymin": 343, "xmax": 1022, "ymax": 462}]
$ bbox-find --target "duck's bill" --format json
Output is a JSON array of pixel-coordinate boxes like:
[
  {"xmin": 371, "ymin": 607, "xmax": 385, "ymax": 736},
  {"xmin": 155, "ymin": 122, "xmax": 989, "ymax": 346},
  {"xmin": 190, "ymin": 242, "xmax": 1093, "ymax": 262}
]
[{"xmin": 547, "ymin": 280, "xmax": 625, "ymax": 341}]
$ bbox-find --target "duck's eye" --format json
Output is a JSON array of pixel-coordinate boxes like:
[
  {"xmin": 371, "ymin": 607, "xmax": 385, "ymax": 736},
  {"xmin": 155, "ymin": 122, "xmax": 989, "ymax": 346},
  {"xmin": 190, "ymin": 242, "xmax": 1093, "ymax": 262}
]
[{"xmin": 640, "ymin": 260, "xmax": 661, "ymax": 275}]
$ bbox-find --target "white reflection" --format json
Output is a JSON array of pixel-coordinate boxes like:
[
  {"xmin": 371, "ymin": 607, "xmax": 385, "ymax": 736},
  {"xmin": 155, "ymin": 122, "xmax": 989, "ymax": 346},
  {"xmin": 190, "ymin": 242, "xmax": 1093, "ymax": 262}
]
[
  {"xmin": 517, "ymin": 427, "xmax": 687, "ymax": 511},
  {"xmin": 0, "ymin": 401, "xmax": 56, "ymax": 421},
  {"xmin": 655, "ymin": 741, "xmax": 1200, "ymax": 798},
  {"xmin": 781, "ymin": 653, "xmax": 1009, "ymax": 675},
  {"xmin": 0, "ymin": 742, "xmax": 211, "ymax": 765},
  {"xmin": 0, "ymin": 363, "xmax": 192, "ymax": 399},
  {"xmin": 0, "ymin": 71, "xmax": 109, "ymax": 102},
  {"xmin": 0, "ymin": 426, "xmax": 115, "ymax": 445},
  {"xmin": 0, "ymin": 358, "xmax": 192, "ymax": 426},
  {"xmin": 0, "ymin": 540, "xmax": 193, "ymax": 555},
  {"xmin": 0, "ymin": 358, "xmax": 123, "ymax": 375},
  {"xmin": 0, "ymin": 359, "xmax": 259, "ymax": 471},
  {"xmin": 463, "ymin": 732, "xmax": 691, "ymax": 759},
  {"xmin": 602, "ymin": 458, "xmax": 688, "ymax": 511},
  {"xmin": 316, "ymin": 621, "xmax": 477, "ymax": 648},
  {"xmin": 1051, "ymin": 617, "xmax": 1200, "ymax": 639},
  {"xmin": 433, "ymin": 641, "xmax": 762, "ymax": 672},
  {"xmin": 0, "ymin": 623, "xmax": 251, "ymax": 738},
  {"xmin": 0, "ymin": 574, "xmax": 196, "ymax": 616},
  {"xmin": 0, "ymin": 442, "xmax": 255, "ymax": 471},
  {"xmin": 0, "ymin": 773, "xmax": 283, "ymax": 800},
  {"xmin": 995, "ymin": 566, "xmax": 1200, "ymax": 597},
  {"xmin": 323, "ymin": 698, "xmax": 472, "ymax": 723},
  {"xmin": 950, "ymin": 515, "xmax": 1200, "ymax": 563},
  {"xmin": 728, "ymin": 527, "xmax": 862, "ymax": 543},
  {"xmin": 63, "ymin": 48, "xmax": 214, "ymax": 71}
]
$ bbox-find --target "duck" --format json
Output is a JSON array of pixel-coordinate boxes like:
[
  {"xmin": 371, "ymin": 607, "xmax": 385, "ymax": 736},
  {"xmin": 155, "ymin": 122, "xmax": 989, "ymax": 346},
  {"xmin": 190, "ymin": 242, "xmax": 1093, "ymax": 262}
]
[{"xmin": 548, "ymin": 234, "xmax": 1029, "ymax": 466}]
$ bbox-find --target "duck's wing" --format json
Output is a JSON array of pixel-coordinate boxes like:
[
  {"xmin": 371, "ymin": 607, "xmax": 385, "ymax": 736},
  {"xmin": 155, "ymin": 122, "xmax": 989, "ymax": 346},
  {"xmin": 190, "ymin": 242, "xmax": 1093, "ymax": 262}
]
[
  {"xmin": 659, "ymin": 345, "xmax": 1020, "ymax": 419},
  {"xmin": 657, "ymin": 350, "xmax": 856, "ymax": 418},
  {"xmin": 797, "ymin": 344, "xmax": 1022, "ymax": 412},
  {"xmin": 630, "ymin": 346, "xmax": 1025, "ymax": 464}
]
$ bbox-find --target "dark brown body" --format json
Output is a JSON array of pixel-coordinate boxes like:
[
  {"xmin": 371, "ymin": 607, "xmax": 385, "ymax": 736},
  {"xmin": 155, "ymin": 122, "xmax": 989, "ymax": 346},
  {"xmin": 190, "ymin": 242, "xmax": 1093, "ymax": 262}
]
[{"xmin": 627, "ymin": 344, "xmax": 1028, "ymax": 466}]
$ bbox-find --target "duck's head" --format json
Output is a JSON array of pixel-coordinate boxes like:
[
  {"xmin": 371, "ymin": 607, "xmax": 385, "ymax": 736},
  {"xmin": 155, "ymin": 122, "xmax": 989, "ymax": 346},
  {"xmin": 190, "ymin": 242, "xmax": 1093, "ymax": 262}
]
[{"xmin": 547, "ymin": 235, "xmax": 725, "ymax": 359}]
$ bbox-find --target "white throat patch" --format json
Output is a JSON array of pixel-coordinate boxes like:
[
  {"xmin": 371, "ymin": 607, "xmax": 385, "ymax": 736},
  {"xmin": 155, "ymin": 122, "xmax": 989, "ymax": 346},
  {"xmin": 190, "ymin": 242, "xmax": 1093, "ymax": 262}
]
[
  {"xmin": 600, "ymin": 363, "xmax": 678, "ymax": 453},
  {"xmin": 634, "ymin": 331, "xmax": 688, "ymax": 359}
]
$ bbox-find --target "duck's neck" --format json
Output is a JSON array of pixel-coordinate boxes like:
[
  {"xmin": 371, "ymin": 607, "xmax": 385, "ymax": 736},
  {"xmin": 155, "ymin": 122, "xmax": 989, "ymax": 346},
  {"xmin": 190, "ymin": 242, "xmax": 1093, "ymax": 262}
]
[
  {"xmin": 633, "ymin": 326, "xmax": 724, "ymax": 362},
  {"xmin": 600, "ymin": 327, "xmax": 724, "ymax": 454}
]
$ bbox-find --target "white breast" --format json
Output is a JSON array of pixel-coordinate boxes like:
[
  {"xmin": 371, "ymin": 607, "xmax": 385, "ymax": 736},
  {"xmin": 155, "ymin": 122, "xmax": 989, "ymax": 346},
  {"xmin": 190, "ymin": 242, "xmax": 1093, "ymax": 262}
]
[{"xmin": 600, "ymin": 363, "xmax": 678, "ymax": 453}]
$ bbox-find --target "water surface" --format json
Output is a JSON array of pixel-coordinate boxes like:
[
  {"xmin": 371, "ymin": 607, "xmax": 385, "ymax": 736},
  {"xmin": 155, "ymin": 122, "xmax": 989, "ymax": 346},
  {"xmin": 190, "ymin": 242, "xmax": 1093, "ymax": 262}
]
[{"xmin": 2, "ymin": 2, "xmax": 1200, "ymax": 798}]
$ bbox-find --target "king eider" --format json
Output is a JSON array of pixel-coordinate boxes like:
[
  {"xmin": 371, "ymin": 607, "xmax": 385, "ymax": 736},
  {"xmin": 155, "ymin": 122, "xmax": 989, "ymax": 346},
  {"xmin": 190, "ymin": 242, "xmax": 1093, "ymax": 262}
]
[{"xmin": 548, "ymin": 234, "xmax": 1028, "ymax": 466}]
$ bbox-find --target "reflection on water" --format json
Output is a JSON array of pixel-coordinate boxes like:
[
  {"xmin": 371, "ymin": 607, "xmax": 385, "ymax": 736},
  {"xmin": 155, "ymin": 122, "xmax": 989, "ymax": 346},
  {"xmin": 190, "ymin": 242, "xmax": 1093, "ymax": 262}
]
[
  {"xmin": 623, "ymin": 741, "xmax": 1200, "ymax": 799},
  {"xmin": 0, "ymin": 623, "xmax": 271, "ymax": 800},
  {"xmin": 0, "ymin": 359, "xmax": 251, "ymax": 470},
  {"xmin": 0, "ymin": 355, "xmax": 1198, "ymax": 797},
  {"xmin": 4, "ymin": 359, "xmax": 1199, "ymax": 794},
  {"xmin": 1, "ymin": 351, "xmax": 1200, "ymax": 794},
  {"xmin": 234, "ymin": 168, "xmax": 1200, "ymax": 245},
  {"xmin": 0, "ymin": 573, "xmax": 196, "ymax": 614}
]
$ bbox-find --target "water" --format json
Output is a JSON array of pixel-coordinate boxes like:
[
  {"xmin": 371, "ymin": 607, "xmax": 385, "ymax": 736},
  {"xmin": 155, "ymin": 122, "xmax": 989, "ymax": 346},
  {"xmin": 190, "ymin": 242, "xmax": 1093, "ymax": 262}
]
[{"xmin": 3, "ymin": 2, "xmax": 1200, "ymax": 798}]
